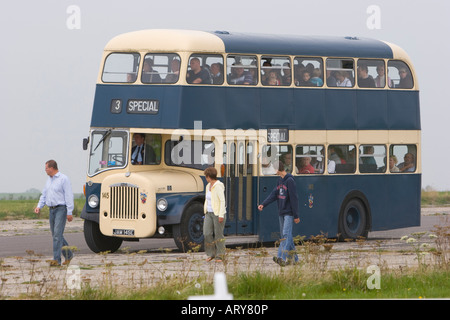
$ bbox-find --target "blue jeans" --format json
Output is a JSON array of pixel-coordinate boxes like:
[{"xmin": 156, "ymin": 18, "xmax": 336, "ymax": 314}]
[
  {"xmin": 278, "ymin": 215, "xmax": 298, "ymax": 263},
  {"xmin": 49, "ymin": 206, "xmax": 73, "ymax": 264}
]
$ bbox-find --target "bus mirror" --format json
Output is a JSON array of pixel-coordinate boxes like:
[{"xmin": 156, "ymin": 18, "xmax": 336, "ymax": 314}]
[{"xmin": 83, "ymin": 137, "xmax": 89, "ymax": 150}]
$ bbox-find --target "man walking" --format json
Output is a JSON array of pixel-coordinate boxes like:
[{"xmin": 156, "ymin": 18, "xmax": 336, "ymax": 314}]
[
  {"xmin": 258, "ymin": 160, "xmax": 300, "ymax": 266},
  {"xmin": 34, "ymin": 160, "xmax": 74, "ymax": 266}
]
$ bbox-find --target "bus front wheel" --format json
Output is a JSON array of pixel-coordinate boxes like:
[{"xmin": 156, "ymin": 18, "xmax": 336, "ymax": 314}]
[
  {"xmin": 84, "ymin": 219, "xmax": 123, "ymax": 253},
  {"xmin": 173, "ymin": 202, "xmax": 205, "ymax": 252},
  {"xmin": 338, "ymin": 198, "xmax": 369, "ymax": 241}
]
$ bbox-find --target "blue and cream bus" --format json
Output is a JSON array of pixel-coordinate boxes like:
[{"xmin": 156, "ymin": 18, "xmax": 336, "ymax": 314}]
[{"xmin": 81, "ymin": 29, "xmax": 420, "ymax": 253}]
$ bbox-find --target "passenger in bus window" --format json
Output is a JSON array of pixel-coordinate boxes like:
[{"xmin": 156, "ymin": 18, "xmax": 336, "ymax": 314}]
[
  {"xmin": 375, "ymin": 64, "xmax": 391, "ymax": 88},
  {"xmin": 310, "ymin": 68, "xmax": 324, "ymax": 86},
  {"xmin": 281, "ymin": 151, "xmax": 293, "ymax": 173},
  {"xmin": 328, "ymin": 146, "xmax": 342, "ymax": 164},
  {"xmin": 127, "ymin": 73, "xmax": 137, "ymax": 82},
  {"xmin": 298, "ymin": 71, "xmax": 314, "ymax": 87},
  {"xmin": 398, "ymin": 67, "xmax": 413, "ymax": 89},
  {"xmin": 187, "ymin": 57, "xmax": 212, "ymax": 84},
  {"xmin": 297, "ymin": 156, "xmax": 315, "ymax": 174},
  {"xmin": 165, "ymin": 59, "xmax": 180, "ymax": 83},
  {"xmin": 131, "ymin": 133, "xmax": 156, "ymax": 165},
  {"xmin": 228, "ymin": 63, "xmax": 253, "ymax": 85},
  {"xmin": 335, "ymin": 71, "xmax": 352, "ymax": 87},
  {"xmin": 326, "ymin": 70, "xmax": 337, "ymax": 87},
  {"xmin": 357, "ymin": 64, "xmax": 375, "ymax": 88},
  {"xmin": 142, "ymin": 59, "xmax": 162, "ymax": 83},
  {"xmin": 398, "ymin": 153, "xmax": 416, "ymax": 172},
  {"xmin": 210, "ymin": 62, "xmax": 224, "ymax": 85},
  {"xmin": 281, "ymin": 62, "xmax": 292, "ymax": 85},
  {"xmin": 265, "ymin": 70, "xmax": 281, "ymax": 86},
  {"xmin": 362, "ymin": 146, "xmax": 376, "ymax": 165},
  {"xmin": 261, "ymin": 61, "xmax": 272, "ymax": 84},
  {"xmin": 389, "ymin": 156, "xmax": 400, "ymax": 172}
]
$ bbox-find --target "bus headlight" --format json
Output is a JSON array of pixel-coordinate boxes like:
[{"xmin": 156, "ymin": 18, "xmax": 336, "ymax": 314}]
[
  {"xmin": 157, "ymin": 198, "xmax": 168, "ymax": 211},
  {"xmin": 88, "ymin": 194, "xmax": 99, "ymax": 208}
]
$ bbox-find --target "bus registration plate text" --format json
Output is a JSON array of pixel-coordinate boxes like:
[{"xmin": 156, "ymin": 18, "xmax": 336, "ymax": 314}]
[{"xmin": 113, "ymin": 229, "xmax": 135, "ymax": 236}]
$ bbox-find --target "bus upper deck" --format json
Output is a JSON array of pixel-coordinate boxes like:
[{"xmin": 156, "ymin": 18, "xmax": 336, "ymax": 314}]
[{"xmin": 91, "ymin": 29, "xmax": 419, "ymax": 132}]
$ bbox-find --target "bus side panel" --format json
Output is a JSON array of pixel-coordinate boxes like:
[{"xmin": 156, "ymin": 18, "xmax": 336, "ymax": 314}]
[
  {"xmin": 226, "ymin": 87, "xmax": 260, "ymax": 129},
  {"xmin": 293, "ymin": 89, "xmax": 326, "ymax": 130},
  {"xmin": 260, "ymin": 88, "xmax": 294, "ymax": 127},
  {"xmin": 356, "ymin": 90, "xmax": 388, "ymax": 129},
  {"xmin": 293, "ymin": 176, "xmax": 333, "ymax": 238},
  {"xmin": 384, "ymin": 173, "xmax": 421, "ymax": 230},
  {"xmin": 258, "ymin": 174, "xmax": 420, "ymax": 242},
  {"xmin": 324, "ymin": 90, "xmax": 357, "ymax": 130},
  {"xmin": 387, "ymin": 90, "xmax": 421, "ymax": 130},
  {"xmin": 91, "ymin": 84, "xmax": 185, "ymax": 129},
  {"xmin": 180, "ymin": 86, "xmax": 228, "ymax": 129}
]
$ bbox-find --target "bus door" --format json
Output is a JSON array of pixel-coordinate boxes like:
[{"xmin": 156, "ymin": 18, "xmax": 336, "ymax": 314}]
[{"xmin": 223, "ymin": 140, "xmax": 255, "ymax": 235}]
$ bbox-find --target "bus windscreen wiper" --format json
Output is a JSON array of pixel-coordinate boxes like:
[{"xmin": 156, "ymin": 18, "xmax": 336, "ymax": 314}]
[{"xmin": 93, "ymin": 129, "xmax": 112, "ymax": 152}]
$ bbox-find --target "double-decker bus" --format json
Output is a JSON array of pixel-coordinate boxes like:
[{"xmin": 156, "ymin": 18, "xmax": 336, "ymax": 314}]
[{"xmin": 81, "ymin": 29, "xmax": 420, "ymax": 253}]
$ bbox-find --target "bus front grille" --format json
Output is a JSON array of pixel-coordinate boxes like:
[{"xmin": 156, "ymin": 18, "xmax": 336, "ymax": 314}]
[{"xmin": 110, "ymin": 185, "xmax": 139, "ymax": 220}]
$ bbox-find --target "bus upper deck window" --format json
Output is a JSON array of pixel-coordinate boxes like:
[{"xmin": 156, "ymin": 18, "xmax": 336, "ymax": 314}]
[
  {"xmin": 142, "ymin": 53, "xmax": 181, "ymax": 84},
  {"xmin": 227, "ymin": 55, "xmax": 258, "ymax": 85},
  {"xmin": 102, "ymin": 53, "xmax": 140, "ymax": 83},
  {"xmin": 294, "ymin": 57, "xmax": 324, "ymax": 87},
  {"xmin": 261, "ymin": 56, "xmax": 291, "ymax": 86},
  {"xmin": 326, "ymin": 58, "xmax": 355, "ymax": 88},
  {"xmin": 388, "ymin": 60, "xmax": 414, "ymax": 89},
  {"xmin": 357, "ymin": 59, "xmax": 386, "ymax": 88},
  {"xmin": 186, "ymin": 54, "xmax": 223, "ymax": 85}
]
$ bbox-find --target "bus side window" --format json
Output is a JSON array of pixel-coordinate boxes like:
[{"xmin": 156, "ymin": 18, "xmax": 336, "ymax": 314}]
[
  {"xmin": 326, "ymin": 58, "xmax": 355, "ymax": 87},
  {"xmin": 187, "ymin": 54, "xmax": 224, "ymax": 85},
  {"xmin": 359, "ymin": 145, "xmax": 386, "ymax": 173},
  {"xmin": 357, "ymin": 59, "xmax": 386, "ymax": 88},
  {"xmin": 142, "ymin": 53, "xmax": 181, "ymax": 84},
  {"xmin": 295, "ymin": 145, "xmax": 324, "ymax": 174},
  {"xmin": 390, "ymin": 145, "xmax": 416, "ymax": 173},
  {"xmin": 227, "ymin": 55, "xmax": 258, "ymax": 85},
  {"xmin": 261, "ymin": 56, "xmax": 291, "ymax": 86},
  {"xmin": 294, "ymin": 57, "xmax": 324, "ymax": 87},
  {"xmin": 328, "ymin": 145, "xmax": 356, "ymax": 173},
  {"xmin": 102, "ymin": 53, "xmax": 140, "ymax": 83},
  {"xmin": 388, "ymin": 60, "xmax": 414, "ymax": 89}
]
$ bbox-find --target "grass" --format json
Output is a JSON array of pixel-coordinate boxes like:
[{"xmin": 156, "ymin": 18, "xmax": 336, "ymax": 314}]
[
  {"xmin": 421, "ymin": 190, "xmax": 450, "ymax": 206},
  {"xmin": 62, "ymin": 266, "xmax": 449, "ymax": 300},
  {"xmin": 0, "ymin": 198, "xmax": 85, "ymax": 220}
]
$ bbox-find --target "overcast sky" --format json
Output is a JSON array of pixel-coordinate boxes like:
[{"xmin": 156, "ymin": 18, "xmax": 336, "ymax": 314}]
[{"xmin": 0, "ymin": 0, "xmax": 449, "ymax": 193}]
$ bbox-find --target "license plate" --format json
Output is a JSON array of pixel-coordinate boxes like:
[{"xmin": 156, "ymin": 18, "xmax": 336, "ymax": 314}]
[{"xmin": 113, "ymin": 229, "xmax": 135, "ymax": 236}]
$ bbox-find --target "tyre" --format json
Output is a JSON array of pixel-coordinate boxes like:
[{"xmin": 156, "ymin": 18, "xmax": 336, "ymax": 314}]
[
  {"xmin": 173, "ymin": 202, "xmax": 205, "ymax": 252},
  {"xmin": 83, "ymin": 219, "xmax": 123, "ymax": 253},
  {"xmin": 338, "ymin": 198, "xmax": 368, "ymax": 241}
]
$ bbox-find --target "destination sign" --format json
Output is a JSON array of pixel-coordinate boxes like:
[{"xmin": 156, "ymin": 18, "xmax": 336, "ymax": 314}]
[
  {"xmin": 267, "ymin": 128, "xmax": 289, "ymax": 143},
  {"xmin": 126, "ymin": 99, "xmax": 159, "ymax": 114}
]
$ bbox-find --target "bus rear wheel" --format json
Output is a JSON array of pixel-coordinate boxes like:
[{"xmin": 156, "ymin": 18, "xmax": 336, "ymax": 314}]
[
  {"xmin": 338, "ymin": 198, "xmax": 368, "ymax": 241},
  {"xmin": 84, "ymin": 219, "xmax": 123, "ymax": 253},
  {"xmin": 173, "ymin": 202, "xmax": 205, "ymax": 252}
]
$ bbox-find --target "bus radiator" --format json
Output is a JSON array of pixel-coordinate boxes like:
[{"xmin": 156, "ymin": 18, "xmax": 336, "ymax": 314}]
[{"xmin": 110, "ymin": 185, "xmax": 139, "ymax": 220}]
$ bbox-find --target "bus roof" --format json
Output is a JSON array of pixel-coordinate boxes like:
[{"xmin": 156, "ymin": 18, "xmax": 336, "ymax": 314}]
[{"xmin": 104, "ymin": 29, "xmax": 394, "ymax": 59}]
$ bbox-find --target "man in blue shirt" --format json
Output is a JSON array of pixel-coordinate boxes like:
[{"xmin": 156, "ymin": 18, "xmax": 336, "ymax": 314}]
[
  {"xmin": 258, "ymin": 160, "xmax": 300, "ymax": 266},
  {"xmin": 35, "ymin": 160, "xmax": 74, "ymax": 266}
]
